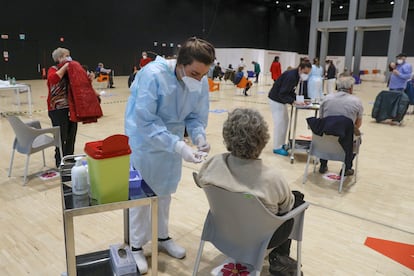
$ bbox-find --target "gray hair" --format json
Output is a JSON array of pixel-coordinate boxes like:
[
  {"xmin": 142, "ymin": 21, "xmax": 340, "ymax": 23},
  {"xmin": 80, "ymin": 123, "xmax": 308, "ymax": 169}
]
[
  {"xmin": 223, "ymin": 108, "xmax": 270, "ymax": 159},
  {"xmin": 51, "ymin": 47, "xmax": 70, "ymax": 62},
  {"xmin": 336, "ymin": 76, "xmax": 355, "ymax": 90}
]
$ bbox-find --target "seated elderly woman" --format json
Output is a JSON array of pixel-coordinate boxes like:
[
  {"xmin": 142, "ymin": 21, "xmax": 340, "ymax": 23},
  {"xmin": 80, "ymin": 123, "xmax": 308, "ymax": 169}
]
[{"xmin": 198, "ymin": 108, "xmax": 304, "ymax": 275}]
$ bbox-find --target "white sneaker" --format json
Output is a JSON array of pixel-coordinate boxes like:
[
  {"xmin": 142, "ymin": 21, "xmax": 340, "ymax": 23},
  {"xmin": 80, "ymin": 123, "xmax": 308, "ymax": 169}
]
[
  {"xmin": 131, "ymin": 248, "xmax": 148, "ymax": 274},
  {"xmin": 158, "ymin": 239, "xmax": 186, "ymax": 259}
]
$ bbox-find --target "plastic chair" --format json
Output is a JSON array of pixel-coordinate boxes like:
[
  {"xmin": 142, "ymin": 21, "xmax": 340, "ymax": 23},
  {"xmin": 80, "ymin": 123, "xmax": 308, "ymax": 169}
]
[
  {"xmin": 235, "ymin": 77, "xmax": 252, "ymax": 95},
  {"xmin": 192, "ymin": 172, "xmax": 309, "ymax": 276},
  {"xmin": 302, "ymin": 133, "xmax": 360, "ymax": 193},
  {"xmin": 7, "ymin": 116, "xmax": 63, "ymax": 185},
  {"xmin": 208, "ymin": 78, "xmax": 220, "ymax": 92},
  {"xmin": 95, "ymin": 73, "xmax": 109, "ymax": 90}
]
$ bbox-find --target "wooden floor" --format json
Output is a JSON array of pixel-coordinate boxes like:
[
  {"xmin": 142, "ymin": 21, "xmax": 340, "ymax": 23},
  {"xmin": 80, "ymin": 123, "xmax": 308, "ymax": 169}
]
[{"xmin": 0, "ymin": 76, "xmax": 413, "ymax": 275}]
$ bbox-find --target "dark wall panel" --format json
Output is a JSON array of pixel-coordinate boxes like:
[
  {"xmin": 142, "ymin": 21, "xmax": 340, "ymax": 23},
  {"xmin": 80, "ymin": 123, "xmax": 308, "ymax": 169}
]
[{"xmin": 0, "ymin": 0, "xmax": 413, "ymax": 79}]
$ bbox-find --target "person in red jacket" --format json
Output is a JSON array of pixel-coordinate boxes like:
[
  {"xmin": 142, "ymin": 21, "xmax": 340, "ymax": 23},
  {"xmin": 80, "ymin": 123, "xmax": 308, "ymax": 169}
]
[
  {"xmin": 270, "ymin": 56, "xmax": 282, "ymax": 82},
  {"xmin": 139, "ymin": 51, "xmax": 152, "ymax": 69},
  {"xmin": 47, "ymin": 47, "xmax": 77, "ymax": 167}
]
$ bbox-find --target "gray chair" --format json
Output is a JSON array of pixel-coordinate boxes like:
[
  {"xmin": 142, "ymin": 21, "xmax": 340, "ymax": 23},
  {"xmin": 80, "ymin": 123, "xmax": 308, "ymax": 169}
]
[
  {"xmin": 192, "ymin": 172, "xmax": 309, "ymax": 276},
  {"xmin": 302, "ymin": 134, "xmax": 360, "ymax": 193},
  {"xmin": 7, "ymin": 116, "xmax": 62, "ymax": 185}
]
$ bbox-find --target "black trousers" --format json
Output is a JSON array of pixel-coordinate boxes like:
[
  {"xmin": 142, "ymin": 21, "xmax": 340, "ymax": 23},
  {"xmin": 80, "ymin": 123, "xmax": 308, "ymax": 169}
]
[
  {"xmin": 48, "ymin": 108, "xmax": 78, "ymax": 167},
  {"xmin": 267, "ymin": 191, "xmax": 305, "ymax": 256}
]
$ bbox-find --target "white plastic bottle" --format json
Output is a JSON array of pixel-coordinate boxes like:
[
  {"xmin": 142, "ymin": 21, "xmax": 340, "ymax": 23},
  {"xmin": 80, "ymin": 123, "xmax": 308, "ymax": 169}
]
[{"xmin": 71, "ymin": 157, "xmax": 89, "ymax": 195}]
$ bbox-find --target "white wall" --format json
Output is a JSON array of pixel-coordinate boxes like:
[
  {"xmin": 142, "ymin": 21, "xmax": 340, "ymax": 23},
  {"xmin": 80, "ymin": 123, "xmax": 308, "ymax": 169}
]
[
  {"xmin": 215, "ymin": 48, "xmax": 414, "ymax": 84},
  {"xmin": 215, "ymin": 48, "xmax": 301, "ymax": 84}
]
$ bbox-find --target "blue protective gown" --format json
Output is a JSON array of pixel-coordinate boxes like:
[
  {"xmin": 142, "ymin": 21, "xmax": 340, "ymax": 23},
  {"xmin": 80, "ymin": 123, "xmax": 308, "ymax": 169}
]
[
  {"xmin": 125, "ymin": 56, "xmax": 209, "ymax": 195},
  {"xmin": 307, "ymin": 64, "xmax": 324, "ymax": 99}
]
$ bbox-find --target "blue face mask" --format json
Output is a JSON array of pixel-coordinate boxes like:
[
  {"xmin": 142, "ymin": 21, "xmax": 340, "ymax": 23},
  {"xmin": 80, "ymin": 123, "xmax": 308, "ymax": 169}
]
[{"xmin": 181, "ymin": 68, "xmax": 202, "ymax": 93}]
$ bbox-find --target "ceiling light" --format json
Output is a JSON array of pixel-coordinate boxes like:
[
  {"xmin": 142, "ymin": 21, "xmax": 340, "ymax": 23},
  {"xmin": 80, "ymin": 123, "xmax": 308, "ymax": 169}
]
[
  {"xmin": 390, "ymin": 1, "xmax": 394, "ymax": 4},
  {"xmin": 339, "ymin": 5, "xmax": 343, "ymax": 9},
  {"xmin": 287, "ymin": 4, "xmax": 291, "ymax": 8},
  {"xmin": 298, "ymin": 8, "xmax": 302, "ymax": 12},
  {"xmin": 275, "ymin": 1, "xmax": 279, "ymax": 4}
]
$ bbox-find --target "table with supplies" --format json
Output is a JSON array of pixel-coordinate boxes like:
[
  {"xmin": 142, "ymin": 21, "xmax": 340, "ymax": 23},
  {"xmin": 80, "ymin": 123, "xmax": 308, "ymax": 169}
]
[
  {"xmin": 0, "ymin": 81, "xmax": 33, "ymax": 116},
  {"xmin": 287, "ymin": 102, "xmax": 320, "ymax": 164},
  {"xmin": 60, "ymin": 154, "xmax": 158, "ymax": 276}
]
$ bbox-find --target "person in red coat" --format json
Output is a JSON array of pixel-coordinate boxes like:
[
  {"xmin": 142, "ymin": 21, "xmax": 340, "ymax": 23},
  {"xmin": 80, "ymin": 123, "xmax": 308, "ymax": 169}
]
[
  {"xmin": 139, "ymin": 51, "xmax": 152, "ymax": 69},
  {"xmin": 47, "ymin": 47, "xmax": 77, "ymax": 167},
  {"xmin": 270, "ymin": 56, "xmax": 282, "ymax": 82}
]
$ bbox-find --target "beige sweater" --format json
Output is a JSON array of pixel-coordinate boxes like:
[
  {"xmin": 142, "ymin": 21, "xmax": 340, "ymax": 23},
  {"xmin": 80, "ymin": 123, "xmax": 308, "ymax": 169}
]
[{"xmin": 198, "ymin": 153, "xmax": 294, "ymax": 215}]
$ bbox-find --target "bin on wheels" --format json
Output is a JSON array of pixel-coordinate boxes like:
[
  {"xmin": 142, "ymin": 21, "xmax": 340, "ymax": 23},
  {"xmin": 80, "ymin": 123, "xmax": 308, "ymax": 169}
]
[{"xmin": 84, "ymin": 134, "xmax": 131, "ymax": 204}]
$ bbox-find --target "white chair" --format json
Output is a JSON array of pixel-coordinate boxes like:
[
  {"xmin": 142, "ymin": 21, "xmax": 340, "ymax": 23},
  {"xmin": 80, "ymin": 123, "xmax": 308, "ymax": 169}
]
[
  {"xmin": 7, "ymin": 116, "xmax": 62, "ymax": 185},
  {"xmin": 302, "ymin": 133, "xmax": 360, "ymax": 193},
  {"xmin": 192, "ymin": 172, "xmax": 309, "ymax": 276}
]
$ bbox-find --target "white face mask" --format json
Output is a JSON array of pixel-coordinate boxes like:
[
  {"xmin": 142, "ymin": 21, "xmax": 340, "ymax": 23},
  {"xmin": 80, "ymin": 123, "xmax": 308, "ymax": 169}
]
[
  {"xmin": 181, "ymin": 68, "xmax": 202, "ymax": 93},
  {"xmin": 300, "ymin": 73, "xmax": 309, "ymax": 81},
  {"xmin": 397, "ymin": 59, "xmax": 403, "ymax": 65},
  {"xmin": 65, "ymin": 56, "xmax": 72, "ymax": 61},
  {"xmin": 142, "ymin": 55, "xmax": 147, "ymax": 59}
]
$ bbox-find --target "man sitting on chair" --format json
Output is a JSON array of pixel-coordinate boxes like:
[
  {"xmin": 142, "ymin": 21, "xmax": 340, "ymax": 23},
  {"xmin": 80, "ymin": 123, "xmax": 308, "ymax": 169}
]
[
  {"xmin": 96, "ymin": 62, "xmax": 115, "ymax": 88},
  {"xmin": 233, "ymin": 67, "xmax": 252, "ymax": 96},
  {"xmin": 318, "ymin": 76, "xmax": 363, "ymax": 176},
  {"xmin": 198, "ymin": 108, "xmax": 304, "ymax": 275}
]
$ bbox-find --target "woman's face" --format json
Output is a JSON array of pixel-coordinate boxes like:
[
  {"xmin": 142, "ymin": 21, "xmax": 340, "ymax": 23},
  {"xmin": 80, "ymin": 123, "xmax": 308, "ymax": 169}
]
[{"xmin": 58, "ymin": 51, "xmax": 70, "ymax": 63}]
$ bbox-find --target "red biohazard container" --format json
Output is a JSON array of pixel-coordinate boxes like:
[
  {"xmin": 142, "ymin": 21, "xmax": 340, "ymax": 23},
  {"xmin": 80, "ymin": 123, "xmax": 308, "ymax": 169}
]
[{"xmin": 84, "ymin": 134, "xmax": 131, "ymax": 204}]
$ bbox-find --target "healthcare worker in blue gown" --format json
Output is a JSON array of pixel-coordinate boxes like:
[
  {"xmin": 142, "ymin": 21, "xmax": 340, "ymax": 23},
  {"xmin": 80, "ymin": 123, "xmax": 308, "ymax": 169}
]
[
  {"xmin": 307, "ymin": 57, "xmax": 324, "ymax": 100},
  {"xmin": 124, "ymin": 37, "xmax": 215, "ymax": 274}
]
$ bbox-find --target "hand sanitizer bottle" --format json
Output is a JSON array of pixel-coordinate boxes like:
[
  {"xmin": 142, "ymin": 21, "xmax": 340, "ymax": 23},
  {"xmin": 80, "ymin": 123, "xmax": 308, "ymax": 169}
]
[{"xmin": 71, "ymin": 157, "xmax": 89, "ymax": 195}]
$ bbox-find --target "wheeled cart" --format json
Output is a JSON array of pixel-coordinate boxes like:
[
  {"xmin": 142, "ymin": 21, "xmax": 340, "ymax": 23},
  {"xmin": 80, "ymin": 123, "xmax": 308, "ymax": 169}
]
[
  {"xmin": 60, "ymin": 155, "xmax": 158, "ymax": 276},
  {"xmin": 286, "ymin": 103, "xmax": 320, "ymax": 164}
]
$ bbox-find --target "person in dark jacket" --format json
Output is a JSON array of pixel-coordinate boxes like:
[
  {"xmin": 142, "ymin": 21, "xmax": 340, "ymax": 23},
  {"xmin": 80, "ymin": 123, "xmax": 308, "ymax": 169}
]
[
  {"xmin": 325, "ymin": 60, "xmax": 337, "ymax": 94},
  {"xmin": 268, "ymin": 62, "xmax": 312, "ymax": 156},
  {"xmin": 318, "ymin": 76, "xmax": 363, "ymax": 175}
]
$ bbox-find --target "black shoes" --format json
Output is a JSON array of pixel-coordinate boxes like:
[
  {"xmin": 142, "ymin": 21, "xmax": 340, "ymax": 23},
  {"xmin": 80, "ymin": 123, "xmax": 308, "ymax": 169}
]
[
  {"xmin": 319, "ymin": 164, "xmax": 328, "ymax": 174},
  {"xmin": 340, "ymin": 168, "xmax": 354, "ymax": 176},
  {"xmin": 269, "ymin": 253, "xmax": 301, "ymax": 276}
]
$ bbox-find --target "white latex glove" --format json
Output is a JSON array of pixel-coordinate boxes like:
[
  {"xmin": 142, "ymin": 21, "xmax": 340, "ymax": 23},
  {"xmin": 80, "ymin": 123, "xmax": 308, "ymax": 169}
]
[
  {"xmin": 195, "ymin": 135, "xmax": 211, "ymax": 153},
  {"xmin": 175, "ymin": 141, "xmax": 202, "ymax": 163}
]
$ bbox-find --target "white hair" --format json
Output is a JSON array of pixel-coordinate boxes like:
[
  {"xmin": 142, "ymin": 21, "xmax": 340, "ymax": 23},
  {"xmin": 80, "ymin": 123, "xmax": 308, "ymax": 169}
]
[
  {"xmin": 51, "ymin": 47, "xmax": 69, "ymax": 62},
  {"xmin": 336, "ymin": 76, "xmax": 355, "ymax": 90}
]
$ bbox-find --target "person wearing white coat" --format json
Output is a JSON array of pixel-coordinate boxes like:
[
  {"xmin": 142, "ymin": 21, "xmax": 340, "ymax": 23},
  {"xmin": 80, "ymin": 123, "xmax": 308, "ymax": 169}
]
[{"xmin": 124, "ymin": 37, "xmax": 215, "ymax": 274}]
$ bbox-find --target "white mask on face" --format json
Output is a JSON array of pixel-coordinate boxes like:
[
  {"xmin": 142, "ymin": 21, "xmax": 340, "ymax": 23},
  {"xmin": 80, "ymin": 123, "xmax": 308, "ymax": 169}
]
[
  {"xmin": 142, "ymin": 55, "xmax": 147, "ymax": 59},
  {"xmin": 65, "ymin": 56, "xmax": 72, "ymax": 61},
  {"xmin": 181, "ymin": 68, "xmax": 202, "ymax": 93},
  {"xmin": 397, "ymin": 59, "xmax": 403, "ymax": 65},
  {"xmin": 300, "ymin": 73, "xmax": 309, "ymax": 81}
]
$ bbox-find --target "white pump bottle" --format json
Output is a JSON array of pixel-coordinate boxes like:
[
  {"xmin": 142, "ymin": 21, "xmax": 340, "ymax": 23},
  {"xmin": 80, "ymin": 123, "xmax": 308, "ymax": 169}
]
[{"xmin": 71, "ymin": 157, "xmax": 89, "ymax": 195}]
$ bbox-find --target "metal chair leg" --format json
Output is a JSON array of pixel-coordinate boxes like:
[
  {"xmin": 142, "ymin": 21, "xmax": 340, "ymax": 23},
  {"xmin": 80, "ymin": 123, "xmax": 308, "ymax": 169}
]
[
  {"xmin": 42, "ymin": 149, "xmax": 46, "ymax": 167},
  {"xmin": 8, "ymin": 149, "xmax": 15, "ymax": 177},
  {"xmin": 23, "ymin": 155, "xmax": 30, "ymax": 185},
  {"xmin": 339, "ymin": 163, "xmax": 346, "ymax": 193},
  {"xmin": 192, "ymin": 240, "xmax": 205, "ymax": 276}
]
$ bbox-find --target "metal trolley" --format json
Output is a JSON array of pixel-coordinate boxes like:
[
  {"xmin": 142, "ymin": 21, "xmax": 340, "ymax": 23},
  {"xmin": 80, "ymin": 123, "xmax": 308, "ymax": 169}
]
[
  {"xmin": 59, "ymin": 155, "xmax": 158, "ymax": 276},
  {"xmin": 286, "ymin": 103, "xmax": 320, "ymax": 164}
]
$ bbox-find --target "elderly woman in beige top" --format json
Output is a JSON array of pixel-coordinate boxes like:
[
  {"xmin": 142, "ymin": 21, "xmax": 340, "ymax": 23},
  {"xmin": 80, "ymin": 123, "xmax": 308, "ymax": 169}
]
[{"xmin": 198, "ymin": 108, "xmax": 304, "ymax": 276}]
